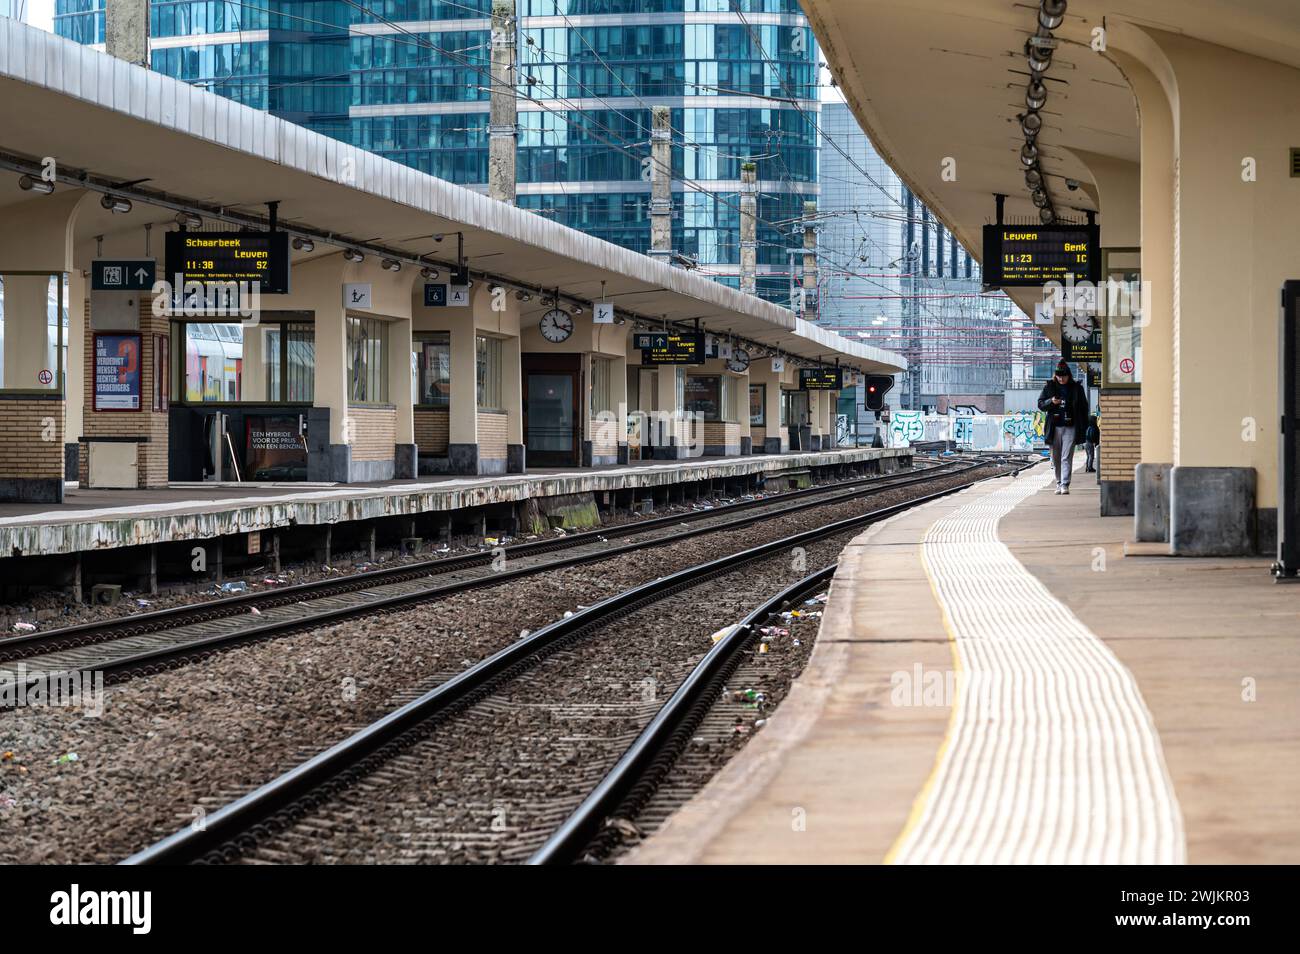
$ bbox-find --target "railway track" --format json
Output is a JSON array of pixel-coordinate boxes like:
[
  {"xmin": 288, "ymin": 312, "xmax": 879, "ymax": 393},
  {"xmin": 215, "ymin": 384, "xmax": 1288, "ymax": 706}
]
[
  {"xmin": 121, "ymin": 461, "xmax": 1025, "ymax": 865},
  {"xmin": 0, "ymin": 461, "xmax": 975, "ymax": 689}
]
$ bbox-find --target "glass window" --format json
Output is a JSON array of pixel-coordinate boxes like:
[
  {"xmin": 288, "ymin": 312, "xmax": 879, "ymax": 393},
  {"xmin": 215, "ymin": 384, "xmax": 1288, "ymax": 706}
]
[
  {"xmin": 749, "ymin": 383, "xmax": 765, "ymax": 426},
  {"xmin": 179, "ymin": 320, "xmax": 313, "ymax": 403},
  {"xmin": 685, "ymin": 374, "xmax": 722, "ymax": 421},
  {"xmin": 476, "ymin": 334, "xmax": 502, "ymax": 410},
  {"xmin": 347, "ymin": 315, "xmax": 389, "ymax": 404},
  {"xmin": 414, "ymin": 332, "xmax": 451, "ymax": 406},
  {"xmin": 780, "ymin": 388, "xmax": 791, "ymax": 427},
  {"xmin": 590, "ymin": 355, "xmax": 615, "ymax": 417},
  {"xmin": 0, "ymin": 273, "xmax": 67, "ymax": 393}
]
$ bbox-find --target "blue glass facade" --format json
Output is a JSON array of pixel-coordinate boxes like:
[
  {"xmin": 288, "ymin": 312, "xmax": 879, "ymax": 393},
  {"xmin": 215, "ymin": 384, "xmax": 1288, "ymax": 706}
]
[{"xmin": 55, "ymin": 0, "xmax": 817, "ymax": 302}]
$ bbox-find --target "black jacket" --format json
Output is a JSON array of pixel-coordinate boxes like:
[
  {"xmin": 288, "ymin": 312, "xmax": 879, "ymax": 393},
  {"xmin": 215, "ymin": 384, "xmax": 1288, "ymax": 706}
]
[{"xmin": 1037, "ymin": 379, "xmax": 1089, "ymax": 443}]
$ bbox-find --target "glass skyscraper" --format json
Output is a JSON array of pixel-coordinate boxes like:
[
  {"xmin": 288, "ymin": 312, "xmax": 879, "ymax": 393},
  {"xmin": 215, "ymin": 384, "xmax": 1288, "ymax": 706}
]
[
  {"xmin": 818, "ymin": 101, "xmax": 1019, "ymax": 413},
  {"xmin": 55, "ymin": 0, "xmax": 819, "ymax": 303}
]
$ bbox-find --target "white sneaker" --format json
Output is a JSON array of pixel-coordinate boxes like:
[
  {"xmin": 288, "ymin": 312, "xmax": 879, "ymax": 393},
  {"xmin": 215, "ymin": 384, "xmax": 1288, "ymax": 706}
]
[
  {"xmin": 1054, "ymin": 487, "xmax": 1064, "ymax": 495},
  {"xmin": 1061, "ymin": 486, "xmax": 1070, "ymax": 495}
]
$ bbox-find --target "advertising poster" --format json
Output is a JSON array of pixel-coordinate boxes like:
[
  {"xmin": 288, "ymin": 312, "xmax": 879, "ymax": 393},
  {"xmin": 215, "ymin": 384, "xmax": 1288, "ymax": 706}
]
[
  {"xmin": 245, "ymin": 414, "xmax": 308, "ymax": 481},
  {"xmin": 93, "ymin": 333, "xmax": 143, "ymax": 411}
]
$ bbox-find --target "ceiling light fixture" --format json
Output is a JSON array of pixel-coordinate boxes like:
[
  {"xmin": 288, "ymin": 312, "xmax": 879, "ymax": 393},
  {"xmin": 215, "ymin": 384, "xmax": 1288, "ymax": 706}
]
[
  {"xmin": 1026, "ymin": 80, "xmax": 1048, "ymax": 110},
  {"xmin": 292, "ymin": 237, "xmax": 314, "ymax": 252},
  {"xmin": 100, "ymin": 194, "xmax": 132, "ymax": 214},
  {"xmin": 343, "ymin": 248, "xmax": 364, "ymax": 263},
  {"xmin": 1038, "ymin": 0, "xmax": 1068, "ymax": 31},
  {"xmin": 17, "ymin": 175, "xmax": 54, "ymax": 194}
]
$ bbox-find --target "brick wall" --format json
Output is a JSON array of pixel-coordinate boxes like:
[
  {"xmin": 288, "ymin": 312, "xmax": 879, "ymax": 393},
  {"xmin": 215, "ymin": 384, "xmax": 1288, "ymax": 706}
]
[
  {"xmin": 348, "ymin": 405, "xmax": 396, "ymax": 462},
  {"xmin": 79, "ymin": 296, "xmax": 170, "ymax": 487},
  {"xmin": 1100, "ymin": 389, "xmax": 1141, "ymax": 483},
  {"xmin": 478, "ymin": 410, "xmax": 507, "ymax": 460},
  {"xmin": 0, "ymin": 397, "xmax": 64, "ymax": 478},
  {"xmin": 589, "ymin": 416, "xmax": 618, "ymax": 457},
  {"xmin": 703, "ymin": 421, "xmax": 740, "ymax": 450},
  {"xmin": 414, "ymin": 407, "xmax": 450, "ymax": 455}
]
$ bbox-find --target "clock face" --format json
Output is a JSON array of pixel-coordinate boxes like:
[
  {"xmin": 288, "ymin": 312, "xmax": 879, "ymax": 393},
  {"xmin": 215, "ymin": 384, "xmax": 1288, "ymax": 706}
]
[
  {"xmin": 726, "ymin": 347, "xmax": 751, "ymax": 373},
  {"xmin": 1062, "ymin": 314, "xmax": 1093, "ymax": 344},
  {"xmin": 539, "ymin": 308, "xmax": 574, "ymax": 343}
]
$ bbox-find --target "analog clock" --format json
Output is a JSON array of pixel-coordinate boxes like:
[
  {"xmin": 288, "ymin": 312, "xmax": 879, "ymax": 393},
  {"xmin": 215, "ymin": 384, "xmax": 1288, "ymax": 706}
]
[
  {"xmin": 726, "ymin": 347, "xmax": 751, "ymax": 373},
  {"xmin": 1062, "ymin": 314, "xmax": 1094, "ymax": 344},
  {"xmin": 539, "ymin": 308, "xmax": 574, "ymax": 343}
]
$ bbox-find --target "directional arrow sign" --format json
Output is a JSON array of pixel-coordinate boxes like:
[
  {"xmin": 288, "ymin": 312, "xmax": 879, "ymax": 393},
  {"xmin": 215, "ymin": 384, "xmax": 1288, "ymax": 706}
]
[{"xmin": 92, "ymin": 259, "xmax": 155, "ymax": 291}]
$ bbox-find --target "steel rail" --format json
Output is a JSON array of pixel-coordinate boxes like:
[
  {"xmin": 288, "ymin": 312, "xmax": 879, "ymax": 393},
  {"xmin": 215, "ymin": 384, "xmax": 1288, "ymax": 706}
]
[
  {"xmin": 531, "ymin": 457, "xmax": 1042, "ymax": 865},
  {"xmin": 0, "ymin": 460, "xmax": 947, "ymax": 664},
  {"xmin": 2, "ymin": 466, "xmax": 976, "ymax": 688},
  {"xmin": 121, "ymin": 464, "xmax": 1009, "ymax": 865}
]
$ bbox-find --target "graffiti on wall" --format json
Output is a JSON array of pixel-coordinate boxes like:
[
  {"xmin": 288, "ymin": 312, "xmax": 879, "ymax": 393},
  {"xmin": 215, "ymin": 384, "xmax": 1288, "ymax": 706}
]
[
  {"xmin": 1001, "ymin": 411, "xmax": 1046, "ymax": 450},
  {"xmin": 887, "ymin": 410, "xmax": 1046, "ymax": 451}
]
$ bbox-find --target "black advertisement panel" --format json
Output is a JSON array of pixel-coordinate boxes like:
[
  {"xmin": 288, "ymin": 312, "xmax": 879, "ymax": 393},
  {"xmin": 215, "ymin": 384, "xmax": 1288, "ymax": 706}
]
[
  {"xmin": 634, "ymin": 332, "xmax": 705, "ymax": 365},
  {"xmin": 799, "ymin": 368, "xmax": 843, "ymax": 391},
  {"xmin": 166, "ymin": 231, "xmax": 290, "ymax": 294},
  {"xmin": 981, "ymin": 223, "xmax": 1100, "ymax": 287},
  {"xmin": 245, "ymin": 414, "xmax": 308, "ymax": 480}
]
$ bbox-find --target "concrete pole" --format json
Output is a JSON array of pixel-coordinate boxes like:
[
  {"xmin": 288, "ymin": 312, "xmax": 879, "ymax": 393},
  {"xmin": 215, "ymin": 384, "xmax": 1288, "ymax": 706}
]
[
  {"xmin": 488, "ymin": 1, "xmax": 517, "ymax": 205},
  {"xmin": 801, "ymin": 200, "xmax": 818, "ymax": 320},
  {"xmin": 739, "ymin": 162, "xmax": 758, "ymax": 295},
  {"xmin": 649, "ymin": 105, "xmax": 673, "ymax": 266},
  {"xmin": 105, "ymin": 0, "xmax": 149, "ymax": 67}
]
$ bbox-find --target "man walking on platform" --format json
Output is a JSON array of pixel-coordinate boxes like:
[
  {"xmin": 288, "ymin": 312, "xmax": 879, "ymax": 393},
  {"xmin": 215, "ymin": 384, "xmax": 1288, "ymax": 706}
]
[
  {"xmin": 1037, "ymin": 360, "xmax": 1089, "ymax": 494},
  {"xmin": 1084, "ymin": 414, "xmax": 1100, "ymax": 473}
]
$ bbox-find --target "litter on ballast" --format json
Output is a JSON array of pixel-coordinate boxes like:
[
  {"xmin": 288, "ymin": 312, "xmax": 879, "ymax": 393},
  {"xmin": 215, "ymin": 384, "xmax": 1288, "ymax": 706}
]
[
  {"xmin": 11, "ymin": 622, "xmax": 36, "ymax": 633},
  {"xmin": 249, "ymin": 607, "xmax": 262, "ymax": 616},
  {"xmin": 709, "ymin": 623, "xmax": 740, "ymax": 645},
  {"xmin": 219, "ymin": 582, "xmax": 249, "ymax": 594},
  {"xmin": 135, "ymin": 599, "xmax": 153, "ymax": 608},
  {"xmin": 731, "ymin": 688, "xmax": 765, "ymax": 707},
  {"xmin": 52, "ymin": 752, "xmax": 79, "ymax": 765}
]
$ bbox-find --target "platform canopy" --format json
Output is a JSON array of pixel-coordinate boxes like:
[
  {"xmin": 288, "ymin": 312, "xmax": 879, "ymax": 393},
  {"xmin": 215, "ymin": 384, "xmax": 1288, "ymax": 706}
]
[
  {"xmin": 0, "ymin": 19, "xmax": 904, "ymax": 376},
  {"xmin": 802, "ymin": 0, "xmax": 1300, "ymax": 336}
]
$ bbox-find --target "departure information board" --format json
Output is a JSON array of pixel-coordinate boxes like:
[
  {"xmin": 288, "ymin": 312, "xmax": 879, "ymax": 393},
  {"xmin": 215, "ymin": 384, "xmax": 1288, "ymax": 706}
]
[
  {"xmin": 981, "ymin": 224, "xmax": 1100, "ymax": 287},
  {"xmin": 165, "ymin": 231, "xmax": 290, "ymax": 294},
  {"xmin": 634, "ymin": 332, "xmax": 705, "ymax": 365},
  {"xmin": 799, "ymin": 368, "xmax": 843, "ymax": 391}
]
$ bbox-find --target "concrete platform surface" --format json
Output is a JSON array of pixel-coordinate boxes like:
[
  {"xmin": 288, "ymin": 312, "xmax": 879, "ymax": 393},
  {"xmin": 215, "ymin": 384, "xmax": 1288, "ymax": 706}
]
[
  {"xmin": 0, "ymin": 447, "xmax": 908, "ymax": 557},
  {"xmin": 627, "ymin": 460, "xmax": 1299, "ymax": 865}
]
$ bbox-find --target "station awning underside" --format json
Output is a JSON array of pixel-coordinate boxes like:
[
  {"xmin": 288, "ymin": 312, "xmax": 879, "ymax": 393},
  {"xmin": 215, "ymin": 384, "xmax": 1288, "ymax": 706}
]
[
  {"xmin": 0, "ymin": 19, "xmax": 904, "ymax": 375},
  {"xmin": 803, "ymin": 0, "xmax": 1300, "ymax": 332}
]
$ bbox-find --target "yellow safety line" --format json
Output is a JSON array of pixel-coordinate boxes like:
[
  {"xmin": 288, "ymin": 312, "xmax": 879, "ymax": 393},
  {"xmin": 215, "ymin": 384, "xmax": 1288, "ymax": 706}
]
[{"xmin": 881, "ymin": 510, "xmax": 966, "ymax": 865}]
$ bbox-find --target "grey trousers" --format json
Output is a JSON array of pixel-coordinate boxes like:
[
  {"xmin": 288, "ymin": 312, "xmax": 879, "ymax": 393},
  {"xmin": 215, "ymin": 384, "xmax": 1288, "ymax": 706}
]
[
  {"xmin": 1051, "ymin": 427, "xmax": 1077, "ymax": 488},
  {"xmin": 1084, "ymin": 441, "xmax": 1096, "ymax": 471}
]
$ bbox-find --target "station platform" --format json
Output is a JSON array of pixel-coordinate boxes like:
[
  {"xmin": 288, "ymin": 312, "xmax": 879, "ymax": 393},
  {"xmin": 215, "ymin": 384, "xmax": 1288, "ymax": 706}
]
[
  {"xmin": 628, "ymin": 459, "xmax": 1300, "ymax": 865},
  {"xmin": 0, "ymin": 447, "xmax": 908, "ymax": 559}
]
